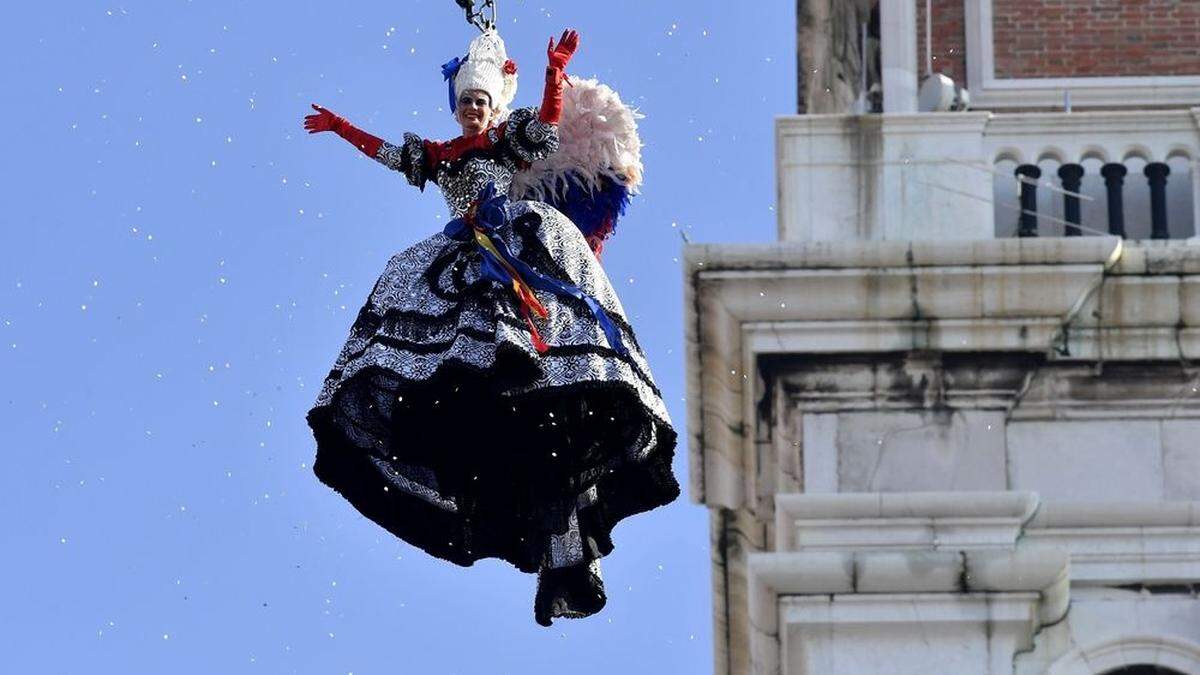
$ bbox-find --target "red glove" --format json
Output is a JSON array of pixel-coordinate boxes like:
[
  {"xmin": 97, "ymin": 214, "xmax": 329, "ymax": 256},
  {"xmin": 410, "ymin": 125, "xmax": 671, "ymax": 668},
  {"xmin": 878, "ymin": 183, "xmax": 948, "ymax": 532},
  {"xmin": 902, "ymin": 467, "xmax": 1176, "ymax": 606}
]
[
  {"xmin": 546, "ymin": 29, "xmax": 578, "ymax": 70},
  {"xmin": 304, "ymin": 103, "xmax": 383, "ymax": 158},
  {"xmin": 540, "ymin": 29, "xmax": 579, "ymax": 124}
]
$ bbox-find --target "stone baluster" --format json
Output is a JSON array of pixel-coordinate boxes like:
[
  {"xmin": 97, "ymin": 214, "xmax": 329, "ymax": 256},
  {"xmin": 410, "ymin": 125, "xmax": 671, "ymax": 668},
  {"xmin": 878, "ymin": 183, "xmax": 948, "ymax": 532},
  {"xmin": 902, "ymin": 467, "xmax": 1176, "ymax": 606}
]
[
  {"xmin": 1101, "ymin": 163, "xmax": 1128, "ymax": 238},
  {"xmin": 1015, "ymin": 164, "xmax": 1041, "ymax": 237},
  {"xmin": 1145, "ymin": 162, "xmax": 1171, "ymax": 240},
  {"xmin": 1057, "ymin": 163, "xmax": 1084, "ymax": 237}
]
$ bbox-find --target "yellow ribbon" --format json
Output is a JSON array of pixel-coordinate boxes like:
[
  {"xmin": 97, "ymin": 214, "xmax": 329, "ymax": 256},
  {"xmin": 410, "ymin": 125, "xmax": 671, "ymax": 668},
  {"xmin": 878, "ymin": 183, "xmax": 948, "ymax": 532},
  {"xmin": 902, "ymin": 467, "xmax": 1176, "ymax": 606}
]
[{"xmin": 473, "ymin": 227, "xmax": 548, "ymax": 318}]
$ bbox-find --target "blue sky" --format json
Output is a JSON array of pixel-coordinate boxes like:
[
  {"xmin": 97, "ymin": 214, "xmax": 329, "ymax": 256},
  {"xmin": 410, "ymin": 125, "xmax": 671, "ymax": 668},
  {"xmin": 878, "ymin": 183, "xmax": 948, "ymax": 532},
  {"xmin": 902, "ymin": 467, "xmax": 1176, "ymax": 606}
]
[{"xmin": 2, "ymin": 1, "xmax": 792, "ymax": 672}]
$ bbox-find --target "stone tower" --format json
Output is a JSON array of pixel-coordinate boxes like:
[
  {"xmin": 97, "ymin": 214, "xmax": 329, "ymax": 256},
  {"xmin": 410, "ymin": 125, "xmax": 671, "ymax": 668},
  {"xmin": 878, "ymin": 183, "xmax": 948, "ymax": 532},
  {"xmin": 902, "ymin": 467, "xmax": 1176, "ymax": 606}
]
[{"xmin": 686, "ymin": 1, "xmax": 1200, "ymax": 673}]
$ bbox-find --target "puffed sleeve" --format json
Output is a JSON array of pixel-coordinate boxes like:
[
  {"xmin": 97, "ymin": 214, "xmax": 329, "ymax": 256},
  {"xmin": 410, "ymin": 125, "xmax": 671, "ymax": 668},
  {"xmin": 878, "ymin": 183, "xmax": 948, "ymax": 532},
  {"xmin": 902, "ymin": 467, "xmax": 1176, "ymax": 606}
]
[
  {"xmin": 499, "ymin": 106, "xmax": 560, "ymax": 165},
  {"xmin": 374, "ymin": 132, "xmax": 437, "ymax": 191}
]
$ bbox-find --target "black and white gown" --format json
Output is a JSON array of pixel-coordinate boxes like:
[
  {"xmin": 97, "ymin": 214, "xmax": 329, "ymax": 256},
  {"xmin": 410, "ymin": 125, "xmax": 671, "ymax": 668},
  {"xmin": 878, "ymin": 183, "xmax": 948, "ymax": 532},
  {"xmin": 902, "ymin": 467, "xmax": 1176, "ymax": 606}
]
[{"xmin": 305, "ymin": 106, "xmax": 680, "ymax": 626}]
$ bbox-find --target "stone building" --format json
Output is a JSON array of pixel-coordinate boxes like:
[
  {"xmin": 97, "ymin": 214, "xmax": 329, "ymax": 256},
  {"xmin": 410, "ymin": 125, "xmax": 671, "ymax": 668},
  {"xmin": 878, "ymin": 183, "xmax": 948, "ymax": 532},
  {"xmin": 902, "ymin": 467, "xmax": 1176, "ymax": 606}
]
[{"xmin": 685, "ymin": 2, "xmax": 1200, "ymax": 673}]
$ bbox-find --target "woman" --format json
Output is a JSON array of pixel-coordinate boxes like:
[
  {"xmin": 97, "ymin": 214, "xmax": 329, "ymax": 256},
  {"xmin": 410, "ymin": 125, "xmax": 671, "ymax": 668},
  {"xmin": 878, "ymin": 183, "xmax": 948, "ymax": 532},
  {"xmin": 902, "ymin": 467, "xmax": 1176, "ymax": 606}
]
[{"xmin": 302, "ymin": 27, "xmax": 680, "ymax": 627}]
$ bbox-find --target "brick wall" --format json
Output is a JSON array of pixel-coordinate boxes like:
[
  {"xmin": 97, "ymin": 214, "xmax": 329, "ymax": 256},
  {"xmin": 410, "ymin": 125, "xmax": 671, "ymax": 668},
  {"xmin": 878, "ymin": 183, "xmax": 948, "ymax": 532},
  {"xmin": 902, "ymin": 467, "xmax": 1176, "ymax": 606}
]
[
  {"xmin": 916, "ymin": 0, "xmax": 968, "ymax": 86},
  {"xmin": 992, "ymin": 0, "xmax": 1200, "ymax": 78}
]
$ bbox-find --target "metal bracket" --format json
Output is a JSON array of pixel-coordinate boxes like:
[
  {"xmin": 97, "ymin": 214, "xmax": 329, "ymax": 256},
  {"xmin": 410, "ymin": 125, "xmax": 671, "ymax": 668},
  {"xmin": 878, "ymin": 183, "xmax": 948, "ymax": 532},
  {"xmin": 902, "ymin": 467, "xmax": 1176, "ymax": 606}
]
[{"xmin": 455, "ymin": 0, "xmax": 497, "ymax": 32}]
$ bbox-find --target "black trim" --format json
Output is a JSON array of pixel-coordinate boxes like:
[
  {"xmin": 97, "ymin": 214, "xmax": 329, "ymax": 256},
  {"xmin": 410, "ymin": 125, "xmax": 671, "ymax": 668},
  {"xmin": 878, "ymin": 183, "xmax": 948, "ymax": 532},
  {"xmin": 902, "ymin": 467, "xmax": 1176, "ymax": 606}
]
[
  {"xmin": 501, "ymin": 107, "xmax": 558, "ymax": 166},
  {"xmin": 422, "ymin": 241, "xmax": 490, "ymax": 303},
  {"xmin": 324, "ymin": 324, "xmax": 663, "ymax": 400},
  {"xmin": 534, "ymin": 562, "xmax": 607, "ymax": 627},
  {"xmin": 307, "ymin": 348, "xmax": 681, "ymax": 581}
]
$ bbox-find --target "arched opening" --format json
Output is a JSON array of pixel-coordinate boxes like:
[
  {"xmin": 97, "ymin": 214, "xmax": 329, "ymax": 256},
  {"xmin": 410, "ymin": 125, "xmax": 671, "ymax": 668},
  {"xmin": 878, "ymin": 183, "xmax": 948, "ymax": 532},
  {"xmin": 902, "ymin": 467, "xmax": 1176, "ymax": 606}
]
[
  {"xmin": 1048, "ymin": 635, "xmax": 1200, "ymax": 675},
  {"xmin": 1104, "ymin": 662, "xmax": 1190, "ymax": 667}
]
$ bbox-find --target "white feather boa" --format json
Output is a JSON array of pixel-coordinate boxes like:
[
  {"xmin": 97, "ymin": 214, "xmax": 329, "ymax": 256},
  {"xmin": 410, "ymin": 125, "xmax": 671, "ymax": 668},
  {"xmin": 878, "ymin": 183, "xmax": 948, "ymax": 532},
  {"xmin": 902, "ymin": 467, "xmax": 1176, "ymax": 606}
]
[{"xmin": 509, "ymin": 77, "xmax": 644, "ymax": 204}]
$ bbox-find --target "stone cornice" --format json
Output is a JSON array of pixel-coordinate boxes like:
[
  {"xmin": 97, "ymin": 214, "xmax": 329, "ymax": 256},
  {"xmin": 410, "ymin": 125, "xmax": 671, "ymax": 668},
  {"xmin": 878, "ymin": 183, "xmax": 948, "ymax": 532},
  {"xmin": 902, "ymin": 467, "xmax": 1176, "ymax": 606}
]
[
  {"xmin": 746, "ymin": 546, "xmax": 1070, "ymax": 675},
  {"xmin": 1025, "ymin": 500, "xmax": 1200, "ymax": 586},
  {"xmin": 684, "ymin": 237, "xmax": 1123, "ymax": 510},
  {"xmin": 685, "ymin": 237, "xmax": 1124, "ymax": 271},
  {"xmin": 774, "ymin": 491, "xmax": 1038, "ymax": 552}
]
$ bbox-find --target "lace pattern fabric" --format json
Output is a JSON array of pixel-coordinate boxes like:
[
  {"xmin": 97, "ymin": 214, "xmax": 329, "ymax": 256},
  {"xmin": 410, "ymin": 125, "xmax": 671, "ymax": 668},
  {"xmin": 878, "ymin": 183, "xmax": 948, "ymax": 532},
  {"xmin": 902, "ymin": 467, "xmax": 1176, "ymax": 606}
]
[
  {"xmin": 501, "ymin": 107, "xmax": 559, "ymax": 164},
  {"xmin": 375, "ymin": 132, "xmax": 430, "ymax": 191},
  {"xmin": 544, "ymin": 485, "xmax": 599, "ymax": 569},
  {"xmin": 312, "ymin": 201, "xmax": 665, "ymax": 423}
]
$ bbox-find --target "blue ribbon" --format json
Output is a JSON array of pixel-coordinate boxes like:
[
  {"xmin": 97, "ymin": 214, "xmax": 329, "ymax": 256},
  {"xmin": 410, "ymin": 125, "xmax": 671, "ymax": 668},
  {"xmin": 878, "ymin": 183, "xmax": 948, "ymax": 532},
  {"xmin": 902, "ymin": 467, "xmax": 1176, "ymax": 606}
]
[
  {"xmin": 441, "ymin": 56, "xmax": 466, "ymax": 112},
  {"xmin": 443, "ymin": 183, "xmax": 628, "ymax": 357}
]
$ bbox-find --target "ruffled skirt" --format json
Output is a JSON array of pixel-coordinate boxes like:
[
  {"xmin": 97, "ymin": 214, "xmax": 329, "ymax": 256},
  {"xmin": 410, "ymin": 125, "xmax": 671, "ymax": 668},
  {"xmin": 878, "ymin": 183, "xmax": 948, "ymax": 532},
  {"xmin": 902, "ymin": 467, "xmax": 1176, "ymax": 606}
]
[{"xmin": 306, "ymin": 200, "xmax": 680, "ymax": 626}]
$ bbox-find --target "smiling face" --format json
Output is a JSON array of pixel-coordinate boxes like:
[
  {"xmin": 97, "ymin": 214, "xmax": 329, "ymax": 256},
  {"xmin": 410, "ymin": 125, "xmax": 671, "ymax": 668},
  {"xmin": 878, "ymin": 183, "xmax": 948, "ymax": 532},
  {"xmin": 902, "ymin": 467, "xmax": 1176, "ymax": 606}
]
[{"xmin": 455, "ymin": 89, "xmax": 496, "ymax": 137}]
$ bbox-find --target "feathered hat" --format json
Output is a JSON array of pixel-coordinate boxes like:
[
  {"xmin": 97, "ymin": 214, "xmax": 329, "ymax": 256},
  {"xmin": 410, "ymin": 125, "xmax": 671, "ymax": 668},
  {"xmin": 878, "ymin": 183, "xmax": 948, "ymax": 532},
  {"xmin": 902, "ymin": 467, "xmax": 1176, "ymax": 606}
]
[{"xmin": 441, "ymin": 29, "xmax": 519, "ymax": 122}]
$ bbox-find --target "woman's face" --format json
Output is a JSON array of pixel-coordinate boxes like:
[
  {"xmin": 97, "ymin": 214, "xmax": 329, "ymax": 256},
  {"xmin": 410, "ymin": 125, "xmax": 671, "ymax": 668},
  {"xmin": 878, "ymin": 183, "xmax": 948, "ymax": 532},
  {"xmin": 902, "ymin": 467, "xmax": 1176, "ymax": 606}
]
[{"xmin": 456, "ymin": 90, "xmax": 496, "ymax": 137}]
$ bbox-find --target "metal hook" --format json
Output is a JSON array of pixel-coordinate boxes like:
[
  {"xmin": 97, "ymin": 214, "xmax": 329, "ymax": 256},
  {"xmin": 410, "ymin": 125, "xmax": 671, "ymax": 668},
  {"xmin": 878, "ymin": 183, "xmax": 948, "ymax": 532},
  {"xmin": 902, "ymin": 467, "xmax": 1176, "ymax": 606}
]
[{"xmin": 455, "ymin": 0, "xmax": 497, "ymax": 32}]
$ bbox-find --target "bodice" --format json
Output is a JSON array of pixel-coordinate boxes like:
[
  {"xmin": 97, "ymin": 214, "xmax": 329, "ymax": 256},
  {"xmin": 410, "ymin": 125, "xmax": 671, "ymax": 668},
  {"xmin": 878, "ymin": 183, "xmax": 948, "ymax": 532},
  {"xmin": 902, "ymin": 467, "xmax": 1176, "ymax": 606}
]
[
  {"xmin": 374, "ymin": 106, "xmax": 558, "ymax": 219},
  {"xmin": 434, "ymin": 132, "xmax": 520, "ymax": 218}
]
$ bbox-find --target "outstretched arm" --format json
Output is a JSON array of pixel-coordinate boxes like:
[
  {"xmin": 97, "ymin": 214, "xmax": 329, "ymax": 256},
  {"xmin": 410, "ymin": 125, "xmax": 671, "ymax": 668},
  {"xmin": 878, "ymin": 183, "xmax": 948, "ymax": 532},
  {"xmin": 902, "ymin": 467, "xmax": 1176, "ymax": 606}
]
[
  {"xmin": 306, "ymin": 103, "xmax": 434, "ymax": 190},
  {"xmin": 540, "ymin": 29, "xmax": 579, "ymax": 125},
  {"xmin": 304, "ymin": 104, "xmax": 384, "ymax": 158}
]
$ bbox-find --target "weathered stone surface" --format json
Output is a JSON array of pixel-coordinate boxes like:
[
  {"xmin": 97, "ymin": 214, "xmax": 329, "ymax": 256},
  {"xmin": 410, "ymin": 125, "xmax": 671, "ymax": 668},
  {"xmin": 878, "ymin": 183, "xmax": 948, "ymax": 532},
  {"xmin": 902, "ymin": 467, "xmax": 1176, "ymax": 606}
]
[
  {"xmin": 836, "ymin": 410, "xmax": 1007, "ymax": 492},
  {"xmin": 1163, "ymin": 420, "xmax": 1200, "ymax": 500},
  {"xmin": 1007, "ymin": 421, "xmax": 1165, "ymax": 501},
  {"xmin": 800, "ymin": 413, "xmax": 839, "ymax": 493},
  {"xmin": 776, "ymin": 109, "xmax": 1200, "ymax": 242},
  {"xmin": 687, "ymin": 234, "xmax": 1200, "ymax": 674},
  {"xmin": 1016, "ymin": 590, "xmax": 1200, "ymax": 675},
  {"xmin": 784, "ymin": 593, "xmax": 1042, "ymax": 675}
]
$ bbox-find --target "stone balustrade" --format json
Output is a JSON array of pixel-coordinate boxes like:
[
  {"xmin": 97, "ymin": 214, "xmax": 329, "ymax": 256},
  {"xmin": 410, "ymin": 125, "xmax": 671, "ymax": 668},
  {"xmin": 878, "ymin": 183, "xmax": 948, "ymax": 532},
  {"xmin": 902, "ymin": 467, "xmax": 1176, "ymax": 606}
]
[{"xmin": 776, "ymin": 109, "xmax": 1200, "ymax": 242}]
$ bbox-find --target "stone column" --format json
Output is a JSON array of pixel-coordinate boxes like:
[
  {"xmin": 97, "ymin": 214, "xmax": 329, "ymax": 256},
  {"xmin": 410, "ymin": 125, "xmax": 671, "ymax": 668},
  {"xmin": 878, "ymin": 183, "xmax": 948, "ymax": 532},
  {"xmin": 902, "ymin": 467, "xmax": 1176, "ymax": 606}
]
[
  {"xmin": 880, "ymin": 0, "xmax": 918, "ymax": 112},
  {"xmin": 1016, "ymin": 164, "xmax": 1041, "ymax": 237},
  {"xmin": 1058, "ymin": 163, "xmax": 1084, "ymax": 237},
  {"xmin": 1145, "ymin": 161, "xmax": 1171, "ymax": 240},
  {"xmin": 1101, "ymin": 163, "xmax": 1128, "ymax": 238}
]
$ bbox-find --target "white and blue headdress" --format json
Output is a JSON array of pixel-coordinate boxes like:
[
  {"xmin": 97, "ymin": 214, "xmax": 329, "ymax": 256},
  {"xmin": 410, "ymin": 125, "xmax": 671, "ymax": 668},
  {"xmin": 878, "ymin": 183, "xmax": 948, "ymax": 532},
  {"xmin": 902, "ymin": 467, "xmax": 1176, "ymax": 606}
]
[{"xmin": 441, "ymin": 29, "xmax": 518, "ymax": 122}]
